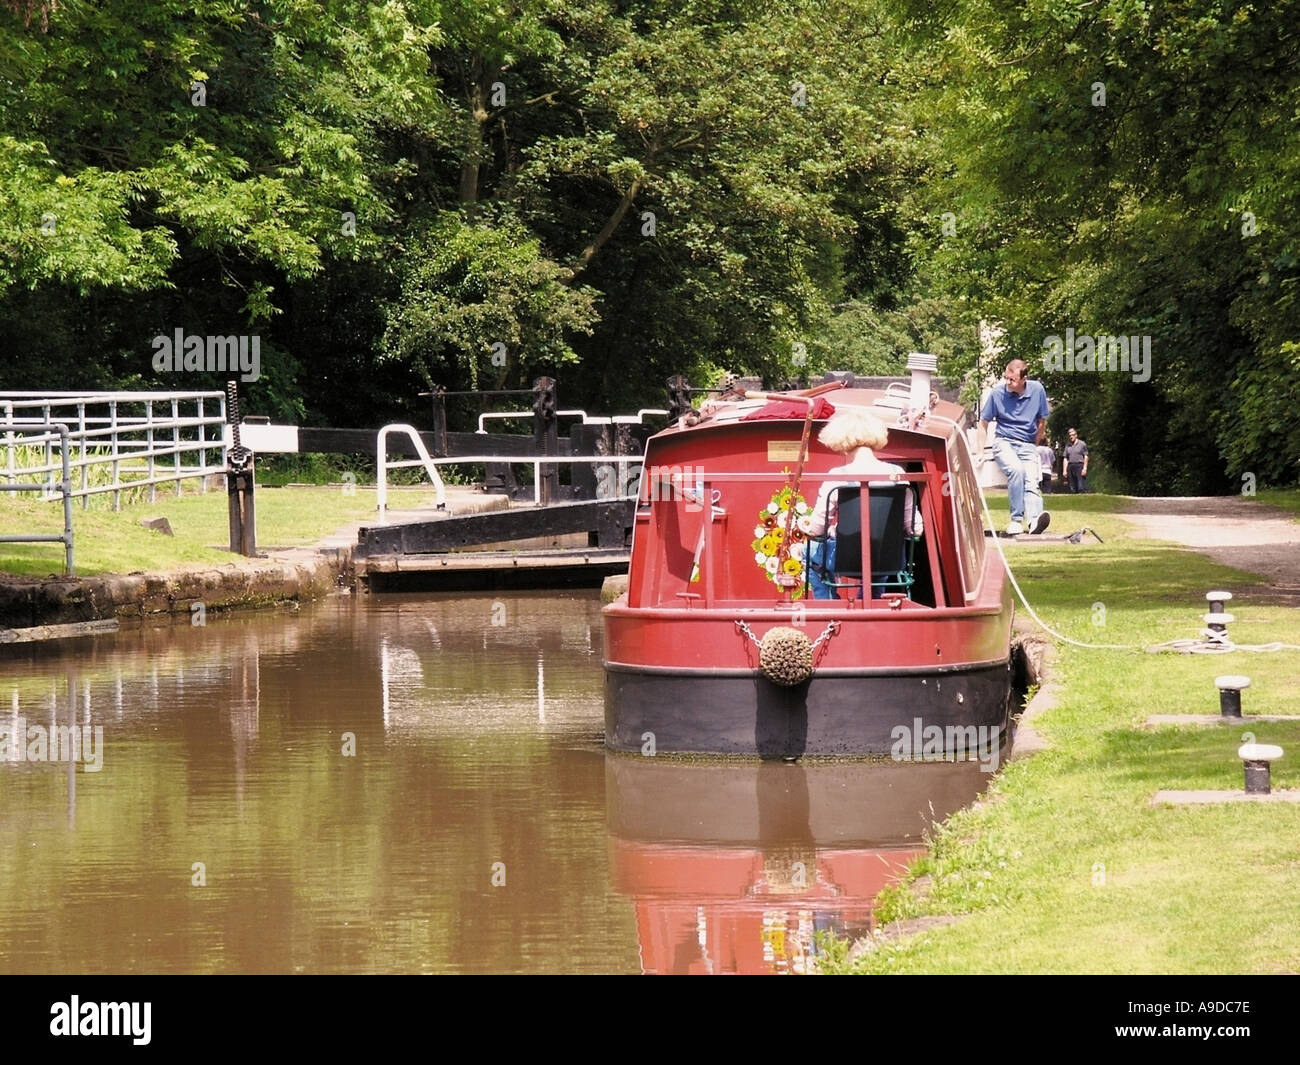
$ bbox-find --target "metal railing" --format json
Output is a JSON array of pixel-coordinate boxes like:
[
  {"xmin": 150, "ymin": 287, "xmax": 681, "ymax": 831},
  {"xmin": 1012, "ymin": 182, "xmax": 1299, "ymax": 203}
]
[
  {"xmin": 376, "ymin": 422, "xmax": 645, "ymax": 522},
  {"xmin": 474, "ymin": 408, "xmax": 668, "ymax": 434},
  {"xmin": 475, "ymin": 409, "xmax": 588, "ymax": 434},
  {"xmin": 1, "ymin": 391, "xmax": 227, "ymax": 509},
  {"xmin": 0, "ymin": 422, "xmax": 75, "ymax": 574},
  {"xmin": 430, "ymin": 455, "xmax": 643, "ymax": 510},
  {"xmin": 377, "ymin": 424, "xmax": 448, "ymax": 522}
]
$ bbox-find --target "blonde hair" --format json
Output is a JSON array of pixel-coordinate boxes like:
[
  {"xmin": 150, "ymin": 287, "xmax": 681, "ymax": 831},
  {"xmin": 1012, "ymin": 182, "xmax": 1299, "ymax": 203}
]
[{"xmin": 818, "ymin": 410, "xmax": 888, "ymax": 453}]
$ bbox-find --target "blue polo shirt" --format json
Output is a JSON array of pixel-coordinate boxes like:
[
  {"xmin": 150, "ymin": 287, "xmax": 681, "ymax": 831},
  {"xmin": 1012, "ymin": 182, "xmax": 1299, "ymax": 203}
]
[{"xmin": 981, "ymin": 380, "xmax": 1049, "ymax": 443}]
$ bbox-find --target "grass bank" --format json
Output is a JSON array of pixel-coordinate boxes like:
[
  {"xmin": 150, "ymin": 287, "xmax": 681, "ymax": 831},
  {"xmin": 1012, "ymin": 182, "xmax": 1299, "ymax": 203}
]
[
  {"xmin": 822, "ymin": 494, "xmax": 1300, "ymax": 974},
  {"xmin": 0, "ymin": 485, "xmax": 421, "ymax": 578},
  {"xmin": 1254, "ymin": 488, "xmax": 1300, "ymax": 519}
]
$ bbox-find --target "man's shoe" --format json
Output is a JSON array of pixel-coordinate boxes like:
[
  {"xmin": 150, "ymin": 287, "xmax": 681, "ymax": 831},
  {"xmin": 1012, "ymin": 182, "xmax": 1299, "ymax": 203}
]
[
  {"xmin": 1031, "ymin": 511, "xmax": 1051, "ymax": 534},
  {"xmin": 1005, "ymin": 520, "xmax": 1024, "ymax": 536}
]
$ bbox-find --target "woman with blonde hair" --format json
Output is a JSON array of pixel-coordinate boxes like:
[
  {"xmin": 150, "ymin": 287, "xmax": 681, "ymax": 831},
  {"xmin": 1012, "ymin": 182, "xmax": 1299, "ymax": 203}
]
[{"xmin": 806, "ymin": 410, "xmax": 922, "ymax": 599}]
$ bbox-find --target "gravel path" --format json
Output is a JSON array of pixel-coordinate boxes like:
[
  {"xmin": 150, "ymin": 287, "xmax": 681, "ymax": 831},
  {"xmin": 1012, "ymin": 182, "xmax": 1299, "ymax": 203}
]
[{"xmin": 1120, "ymin": 496, "xmax": 1300, "ymax": 601}]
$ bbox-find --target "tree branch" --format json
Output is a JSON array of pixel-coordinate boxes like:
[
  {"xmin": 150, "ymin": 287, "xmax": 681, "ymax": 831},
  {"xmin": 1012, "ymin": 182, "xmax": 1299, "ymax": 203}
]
[{"xmin": 572, "ymin": 175, "xmax": 643, "ymax": 277}]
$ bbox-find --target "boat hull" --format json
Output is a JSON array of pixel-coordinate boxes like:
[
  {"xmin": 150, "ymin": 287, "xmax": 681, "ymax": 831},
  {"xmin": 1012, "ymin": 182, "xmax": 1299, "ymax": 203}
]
[{"xmin": 605, "ymin": 657, "xmax": 1013, "ymax": 758}]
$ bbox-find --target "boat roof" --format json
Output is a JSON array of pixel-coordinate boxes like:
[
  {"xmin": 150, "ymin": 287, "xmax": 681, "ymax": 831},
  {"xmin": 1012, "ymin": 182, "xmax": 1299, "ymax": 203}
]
[{"xmin": 659, "ymin": 384, "xmax": 971, "ymax": 444}]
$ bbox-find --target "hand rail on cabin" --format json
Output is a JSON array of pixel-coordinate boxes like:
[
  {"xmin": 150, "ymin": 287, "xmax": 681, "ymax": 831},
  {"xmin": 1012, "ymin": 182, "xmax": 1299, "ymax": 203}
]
[
  {"xmin": 650, "ymin": 471, "xmax": 932, "ymax": 484},
  {"xmin": 678, "ymin": 471, "xmax": 945, "ymax": 610}
]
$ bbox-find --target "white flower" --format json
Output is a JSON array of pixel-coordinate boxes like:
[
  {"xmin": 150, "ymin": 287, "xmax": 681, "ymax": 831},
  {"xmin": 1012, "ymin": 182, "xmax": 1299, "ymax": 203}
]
[
  {"xmin": 795, "ymin": 501, "xmax": 809, "ymax": 515},
  {"xmin": 754, "ymin": 524, "xmax": 767, "ymax": 539},
  {"xmin": 765, "ymin": 556, "xmax": 780, "ymax": 574},
  {"xmin": 790, "ymin": 542, "xmax": 806, "ymax": 561},
  {"xmin": 796, "ymin": 515, "xmax": 813, "ymax": 534},
  {"xmin": 754, "ymin": 551, "xmax": 767, "ymax": 564},
  {"xmin": 766, "ymin": 501, "xmax": 779, "ymax": 514}
]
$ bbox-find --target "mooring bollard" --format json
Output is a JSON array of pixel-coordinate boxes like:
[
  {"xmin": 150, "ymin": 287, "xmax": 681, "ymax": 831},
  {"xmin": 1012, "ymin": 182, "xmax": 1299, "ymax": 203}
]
[
  {"xmin": 1203, "ymin": 590, "xmax": 1234, "ymax": 644},
  {"xmin": 1215, "ymin": 675, "xmax": 1250, "ymax": 719},
  {"xmin": 1238, "ymin": 742, "xmax": 1283, "ymax": 795},
  {"xmin": 1206, "ymin": 590, "xmax": 1232, "ymax": 614}
]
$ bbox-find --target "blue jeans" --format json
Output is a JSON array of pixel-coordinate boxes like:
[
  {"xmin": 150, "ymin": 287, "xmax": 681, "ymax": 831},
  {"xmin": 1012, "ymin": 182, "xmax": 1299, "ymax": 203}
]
[
  {"xmin": 808, "ymin": 539, "xmax": 885, "ymax": 600},
  {"xmin": 993, "ymin": 439, "xmax": 1044, "ymax": 526},
  {"xmin": 809, "ymin": 540, "xmax": 837, "ymax": 599}
]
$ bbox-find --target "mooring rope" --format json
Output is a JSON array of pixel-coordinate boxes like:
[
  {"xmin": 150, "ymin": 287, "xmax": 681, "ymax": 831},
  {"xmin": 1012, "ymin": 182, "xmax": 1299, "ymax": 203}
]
[
  {"xmin": 1144, "ymin": 636, "xmax": 1300, "ymax": 654},
  {"xmin": 963, "ymin": 435, "xmax": 1300, "ymax": 655}
]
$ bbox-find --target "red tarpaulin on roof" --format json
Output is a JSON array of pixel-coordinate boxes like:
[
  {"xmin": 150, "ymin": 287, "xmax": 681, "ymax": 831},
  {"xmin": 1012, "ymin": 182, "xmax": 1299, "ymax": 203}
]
[{"xmin": 738, "ymin": 397, "xmax": 837, "ymax": 421}]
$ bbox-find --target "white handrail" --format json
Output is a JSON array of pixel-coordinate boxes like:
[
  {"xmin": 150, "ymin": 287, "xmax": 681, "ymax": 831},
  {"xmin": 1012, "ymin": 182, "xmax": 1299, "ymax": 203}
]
[
  {"xmin": 612, "ymin": 409, "xmax": 669, "ymax": 424},
  {"xmin": 475, "ymin": 409, "xmax": 588, "ymax": 434},
  {"xmin": 377, "ymin": 424, "xmax": 447, "ymax": 523},
  {"xmin": 378, "ymin": 454, "xmax": 648, "ymax": 510}
]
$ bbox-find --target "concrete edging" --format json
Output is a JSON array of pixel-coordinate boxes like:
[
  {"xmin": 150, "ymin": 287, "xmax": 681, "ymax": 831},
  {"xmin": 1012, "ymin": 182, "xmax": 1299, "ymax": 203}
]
[{"xmin": 0, "ymin": 552, "xmax": 347, "ymax": 631}]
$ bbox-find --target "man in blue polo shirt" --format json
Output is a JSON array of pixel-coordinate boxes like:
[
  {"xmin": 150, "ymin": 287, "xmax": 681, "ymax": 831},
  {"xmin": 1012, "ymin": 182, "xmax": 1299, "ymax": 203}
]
[{"xmin": 977, "ymin": 359, "xmax": 1051, "ymax": 535}]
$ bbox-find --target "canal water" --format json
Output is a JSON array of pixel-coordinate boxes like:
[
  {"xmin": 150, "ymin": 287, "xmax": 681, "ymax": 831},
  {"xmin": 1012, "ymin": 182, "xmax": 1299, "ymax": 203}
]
[{"xmin": 0, "ymin": 592, "xmax": 993, "ymax": 974}]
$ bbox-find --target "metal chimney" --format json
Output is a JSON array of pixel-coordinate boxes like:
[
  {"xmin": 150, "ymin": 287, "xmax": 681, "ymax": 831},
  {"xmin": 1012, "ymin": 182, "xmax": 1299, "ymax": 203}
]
[{"xmin": 907, "ymin": 353, "xmax": 938, "ymax": 411}]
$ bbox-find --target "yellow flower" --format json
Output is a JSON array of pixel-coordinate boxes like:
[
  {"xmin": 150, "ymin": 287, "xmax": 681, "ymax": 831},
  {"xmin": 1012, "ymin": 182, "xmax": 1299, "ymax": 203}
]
[
  {"xmin": 782, "ymin": 558, "xmax": 802, "ymax": 576},
  {"xmin": 759, "ymin": 534, "xmax": 780, "ymax": 555}
]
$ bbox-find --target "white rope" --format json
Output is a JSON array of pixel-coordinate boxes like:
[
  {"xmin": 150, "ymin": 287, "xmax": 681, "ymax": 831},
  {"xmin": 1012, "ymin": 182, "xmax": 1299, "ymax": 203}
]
[
  {"xmin": 966, "ymin": 454, "xmax": 1300, "ymax": 654},
  {"xmin": 959, "ymin": 426, "xmax": 1135, "ymax": 649},
  {"xmin": 1145, "ymin": 637, "xmax": 1300, "ymax": 655},
  {"xmin": 971, "ymin": 467, "xmax": 1137, "ymax": 650}
]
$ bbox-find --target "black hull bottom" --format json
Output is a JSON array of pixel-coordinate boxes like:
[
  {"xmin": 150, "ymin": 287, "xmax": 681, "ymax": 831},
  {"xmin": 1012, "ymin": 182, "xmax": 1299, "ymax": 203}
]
[{"xmin": 605, "ymin": 661, "xmax": 1013, "ymax": 758}]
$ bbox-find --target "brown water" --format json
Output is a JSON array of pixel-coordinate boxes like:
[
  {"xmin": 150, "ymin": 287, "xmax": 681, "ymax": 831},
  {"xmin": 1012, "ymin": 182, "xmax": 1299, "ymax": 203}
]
[{"xmin": 0, "ymin": 592, "xmax": 991, "ymax": 974}]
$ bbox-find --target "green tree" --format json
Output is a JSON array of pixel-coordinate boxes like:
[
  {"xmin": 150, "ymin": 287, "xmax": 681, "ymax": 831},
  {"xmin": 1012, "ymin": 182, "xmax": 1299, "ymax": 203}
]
[
  {"xmin": 380, "ymin": 209, "xmax": 599, "ymax": 391},
  {"xmin": 897, "ymin": 0, "xmax": 1300, "ymax": 492},
  {"xmin": 1, "ymin": 0, "xmax": 444, "ymax": 418}
]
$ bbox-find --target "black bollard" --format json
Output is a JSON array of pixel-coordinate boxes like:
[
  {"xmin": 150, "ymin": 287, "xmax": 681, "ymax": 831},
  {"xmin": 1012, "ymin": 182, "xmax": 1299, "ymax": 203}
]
[
  {"xmin": 1206, "ymin": 590, "xmax": 1233, "ymax": 614},
  {"xmin": 1203, "ymin": 590, "xmax": 1234, "ymax": 644},
  {"xmin": 1243, "ymin": 759, "xmax": 1271, "ymax": 794},
  {"xmin": 1215, "ymin": 675, "xmax": 1250, "ymax": 719},
  {"xmin": 1238, "ymin": 743, "xmax": 1282, "ymax": 795}
]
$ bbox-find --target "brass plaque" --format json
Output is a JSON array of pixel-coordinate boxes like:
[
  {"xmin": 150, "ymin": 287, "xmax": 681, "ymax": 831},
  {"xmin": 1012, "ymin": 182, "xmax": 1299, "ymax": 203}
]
[{"xmin": 767, "ymin": 440, "xmax": 802, "ymax": 462}]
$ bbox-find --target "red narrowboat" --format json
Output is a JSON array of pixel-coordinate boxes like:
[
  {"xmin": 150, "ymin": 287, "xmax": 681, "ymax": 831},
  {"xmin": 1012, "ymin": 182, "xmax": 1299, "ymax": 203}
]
[{"xmin": 603, "ymin": 356, "xmax": 1016, "ymax": 758}]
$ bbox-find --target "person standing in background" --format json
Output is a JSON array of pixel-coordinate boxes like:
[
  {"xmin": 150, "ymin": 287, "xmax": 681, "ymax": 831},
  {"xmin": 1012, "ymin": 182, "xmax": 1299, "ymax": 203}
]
[
  {"xmin": 1038, "ymin": 437, "xmax": 1056, "ymax": 495},
  {"xmin": 977, "ymin": 359, "xmax": 1051, "ymax": 535},
  {"xmin": 1064, "ymin": 427, "xmax": 1089, "ymax": 493}
]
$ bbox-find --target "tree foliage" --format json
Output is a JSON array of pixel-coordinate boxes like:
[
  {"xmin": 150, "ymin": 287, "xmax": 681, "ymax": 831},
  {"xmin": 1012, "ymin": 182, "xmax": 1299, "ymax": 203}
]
[
  {"xmin": 2, "ymin": 0, "xmax": 1296, "ymax": 490},
  {"xmin": 898, "ymin": 0, "xmax": 1300, "ymax": 491}
]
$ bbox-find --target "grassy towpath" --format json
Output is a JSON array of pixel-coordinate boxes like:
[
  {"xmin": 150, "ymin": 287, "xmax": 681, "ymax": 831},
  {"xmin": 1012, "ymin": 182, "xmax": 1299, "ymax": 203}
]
[
  {"xmin": 823, "ymin": 492, "xmax": 1300, "ymax": 974},
  {"xmin": 0, "ymin": 485, "xmax": 443, "ymax": 578}
]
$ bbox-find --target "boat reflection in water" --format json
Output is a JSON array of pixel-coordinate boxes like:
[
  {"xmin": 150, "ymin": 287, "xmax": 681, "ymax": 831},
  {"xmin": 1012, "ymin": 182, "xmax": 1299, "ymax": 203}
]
[{"xmin": 606, "ymin": 750, "xmax": 1000, "ymax": 974}]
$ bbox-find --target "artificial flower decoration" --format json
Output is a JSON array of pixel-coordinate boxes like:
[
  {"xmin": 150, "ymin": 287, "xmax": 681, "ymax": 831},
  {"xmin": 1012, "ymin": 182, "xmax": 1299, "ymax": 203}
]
[{"xmin": 750, "ymin": 483, "xmax": 809, "ymax": 597}]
